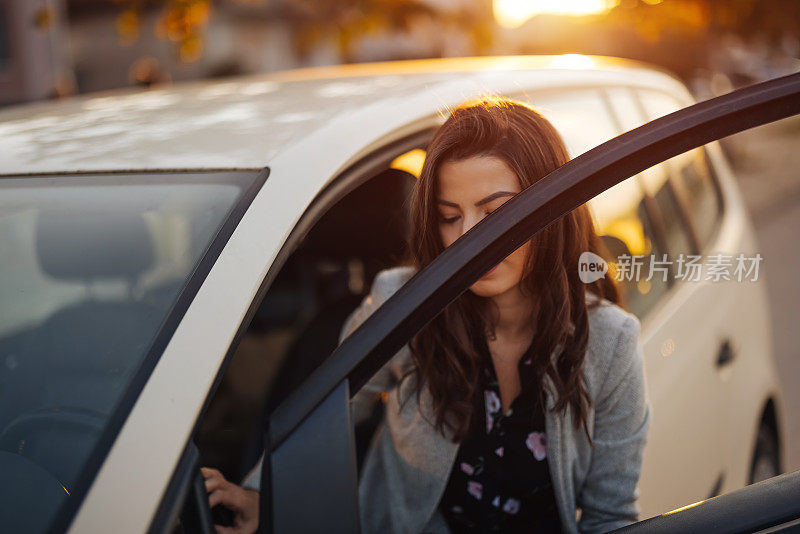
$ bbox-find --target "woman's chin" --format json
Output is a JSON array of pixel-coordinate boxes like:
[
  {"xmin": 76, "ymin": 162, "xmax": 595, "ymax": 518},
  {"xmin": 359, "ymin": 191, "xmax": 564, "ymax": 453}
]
[{"xmin": 469, "ymin": 278, "xmax": 502, "ymax": 298}]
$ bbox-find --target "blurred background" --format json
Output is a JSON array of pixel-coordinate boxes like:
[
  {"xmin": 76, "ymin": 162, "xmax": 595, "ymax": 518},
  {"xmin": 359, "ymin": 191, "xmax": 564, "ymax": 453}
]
[{"xmin": 0, "ymin": 0, "xmax": 798, "ymax": 106}]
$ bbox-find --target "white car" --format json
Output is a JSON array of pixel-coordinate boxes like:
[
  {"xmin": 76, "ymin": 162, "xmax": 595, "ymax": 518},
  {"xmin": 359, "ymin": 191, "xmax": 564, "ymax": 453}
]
[{"xmin": 0, "ymin": 55, "xmax": 791, "ymax": 533}]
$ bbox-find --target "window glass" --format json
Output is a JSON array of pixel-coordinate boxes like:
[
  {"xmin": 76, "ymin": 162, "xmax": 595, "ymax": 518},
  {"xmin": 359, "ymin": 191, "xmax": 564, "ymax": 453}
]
[
  {"xmin": 638, "ymin": 90, "xmax": 723, "ymax": 250},
  {"xmin": 513, "ymin": 88, "xmax": 673, "ymax": 319},
  {"xmin": 605, "ymin": 87, "xmax": 648, "ymax": 133},
  {"xmin": 588, "ymin": 177, "xmax": 668, "ymax": 320},
  {"xmin": 196, "ymin": 164, "xmax": 417, "ymax": 482},
  {"xmin": 607, "ymin": 87, "xmax": 696, "ymax": 268},
  {"xmin": 639, "ymin": 163, "xmax": 694, "ymax": 261},
  {"xmin": 0, "ymin": 173, "xmax": 251, "ymax": 533},
  {"xmin": 537, "ymin": 87, "xmax": 670, "ymax": 319},
  {"xmin": 523, "ymin": 90, "xmax": 619, "ymax": 158},
  {"xmin": 637, "ymin": 89, "xmax": 686, "ymax": 121},
  {"xmin": 674, "ymin": 148, "xmax": 722, "ymax": 249}
]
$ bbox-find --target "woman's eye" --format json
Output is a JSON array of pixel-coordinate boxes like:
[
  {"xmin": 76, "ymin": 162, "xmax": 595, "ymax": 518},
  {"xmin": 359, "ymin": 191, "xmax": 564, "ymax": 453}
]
[{"xmin": 439, "ymin": 215, "xmax": 460, "ymax": 224}]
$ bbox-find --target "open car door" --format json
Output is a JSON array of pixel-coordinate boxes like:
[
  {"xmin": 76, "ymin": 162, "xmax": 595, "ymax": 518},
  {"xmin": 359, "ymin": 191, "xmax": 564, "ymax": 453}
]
[{"xmin": 256, "ymin": 72, "xmax": 800, "ymax": 534}]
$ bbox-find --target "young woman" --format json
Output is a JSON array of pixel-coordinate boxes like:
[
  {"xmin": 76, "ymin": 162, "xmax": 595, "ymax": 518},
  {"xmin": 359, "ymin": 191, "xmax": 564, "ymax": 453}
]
[{"xmin": 203, "ymin": 97, "xmax": 651, "ymax": 534}]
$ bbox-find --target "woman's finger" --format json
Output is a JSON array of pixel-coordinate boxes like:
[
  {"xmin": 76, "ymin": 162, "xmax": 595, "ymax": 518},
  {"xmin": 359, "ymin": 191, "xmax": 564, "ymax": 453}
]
[
  {"xmin": 200, "ymin": 467, "xmax": 222, "ymax": 480},
  {"xmin": 205, "ymin": 475, "xmax": 226, "ymax": 493},
  {"xmin": 209, "ymin": 487, "xmax": 247, "ymax": 512},
  {"xmin": 208, "ymin": 488, "xmax": 229, "ymax": 509}
]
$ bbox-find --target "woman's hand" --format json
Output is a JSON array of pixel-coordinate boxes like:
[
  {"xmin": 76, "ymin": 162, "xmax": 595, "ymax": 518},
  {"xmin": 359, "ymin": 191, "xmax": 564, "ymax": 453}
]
[{"xmin": 201, "ymin": 467, "xmax": 259, "ymax": 534}]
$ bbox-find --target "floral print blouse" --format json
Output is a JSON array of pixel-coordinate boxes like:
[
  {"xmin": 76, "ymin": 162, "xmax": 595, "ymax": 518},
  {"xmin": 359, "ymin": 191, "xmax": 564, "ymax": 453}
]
[{"xmin": 438, "ymin": 334, "xmax": 563, "ymax": 533}]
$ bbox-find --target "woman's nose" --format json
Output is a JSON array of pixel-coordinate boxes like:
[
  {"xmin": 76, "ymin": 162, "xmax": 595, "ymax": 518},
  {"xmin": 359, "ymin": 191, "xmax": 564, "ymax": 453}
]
[{"xmin": 460, "ymin": 212, "xmax": 483, "ymax": 237}]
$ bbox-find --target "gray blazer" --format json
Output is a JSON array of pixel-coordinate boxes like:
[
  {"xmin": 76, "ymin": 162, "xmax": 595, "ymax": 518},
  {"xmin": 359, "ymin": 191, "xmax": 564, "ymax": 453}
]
[
  {"xmin": 339, "ymin": 266, "xmax": 651, "ymax": 534},
  {"xmin": 244, "ymin": 265, "xmax": 650, "ymax": 534}
]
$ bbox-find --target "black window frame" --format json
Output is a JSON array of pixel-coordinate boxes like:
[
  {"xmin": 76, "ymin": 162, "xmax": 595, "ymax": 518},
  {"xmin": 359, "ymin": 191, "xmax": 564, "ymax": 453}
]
[{"xmin": 260, "ymin": 72, "xmax": 800, "ymax": 534}]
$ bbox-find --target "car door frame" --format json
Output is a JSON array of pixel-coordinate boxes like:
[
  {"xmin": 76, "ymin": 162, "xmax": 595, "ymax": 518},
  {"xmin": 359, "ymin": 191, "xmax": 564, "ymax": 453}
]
[
  {"xmin": 145, "ymin": 127, "xmax": 439, "ymax": 533},
  {"xmin": 259, "ymin": 72, "xmax": 800, "ymax": 533}
]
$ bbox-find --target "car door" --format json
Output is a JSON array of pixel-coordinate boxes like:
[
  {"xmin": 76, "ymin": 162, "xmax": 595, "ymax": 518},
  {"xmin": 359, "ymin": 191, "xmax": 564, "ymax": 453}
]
[{"xmin": 254, "ymin": 72, "xmax": 800, "ymax": 534}]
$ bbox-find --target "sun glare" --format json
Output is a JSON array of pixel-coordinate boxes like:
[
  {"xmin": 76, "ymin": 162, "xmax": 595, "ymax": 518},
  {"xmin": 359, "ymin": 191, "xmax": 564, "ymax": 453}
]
[
  {"xmin": 549, "ymin": 54, "xmax": 596, "ymax": 69},
  {"xmin": 494, "ymin": 0, "xmax": 619, "ymax": 28}
]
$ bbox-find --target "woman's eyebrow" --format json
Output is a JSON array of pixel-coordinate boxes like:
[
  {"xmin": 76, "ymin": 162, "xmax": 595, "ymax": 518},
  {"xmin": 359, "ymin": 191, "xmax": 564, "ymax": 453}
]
[{"xmin": 437, "ymin": 191, "xmax": 517, "ymax": 208}]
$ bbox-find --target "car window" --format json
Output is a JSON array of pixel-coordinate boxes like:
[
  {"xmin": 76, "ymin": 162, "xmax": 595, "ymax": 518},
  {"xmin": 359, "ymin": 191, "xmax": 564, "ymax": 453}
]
[
  {"xmin": 0, "ymin": 172, "xmax": 256, "ymax": 533},
  {"xmin": 637, "ymin": 89, "xmax": 688, "ymax": 122},
  {"xmin": 638, "ymin": 90, "xmax": 724, "ymax": 251},
  {"xmin": 669, "ymin": 147, "xmax": 722, "ymax": 250},
  {"xmin": 525, "ymin": 89, "xmax": 619, "ymax": 158},
  {"xmin": 604, "ymin": 87, "xmax": 648, "ymax": 132},
  {"xmin": 525, "ymin": 88, "xmax": 669, "ymax": 320},
  {"xmin": 195, "ymin": 158, "xmax": 418, "ymax": 483},
  {"xmin": 587, "ymin": 178, "xmax": 669, "ymax": 319},
  {"xmin": 638, "ymin": 162, "xmax": 695, "ymax": 260},
  {"xmin": 606, "ymin": 87, "xmax": 695, "ymax": 280}
]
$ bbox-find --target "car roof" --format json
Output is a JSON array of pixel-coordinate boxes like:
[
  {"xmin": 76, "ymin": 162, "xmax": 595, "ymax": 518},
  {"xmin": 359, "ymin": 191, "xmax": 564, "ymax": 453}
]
[{"xmin": 0, "ymin": 55, "xmax": 687, "ymax": 176}]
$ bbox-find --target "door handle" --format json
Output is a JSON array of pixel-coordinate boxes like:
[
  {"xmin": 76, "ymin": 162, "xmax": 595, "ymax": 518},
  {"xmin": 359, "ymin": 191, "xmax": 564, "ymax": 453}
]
[{"xmin": 716, "ymin": 338, "xmax": 735, "ymax": 368}]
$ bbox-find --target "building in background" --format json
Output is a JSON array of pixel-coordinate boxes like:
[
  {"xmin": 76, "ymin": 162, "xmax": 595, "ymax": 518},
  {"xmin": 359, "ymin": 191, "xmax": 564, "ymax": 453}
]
[
  {"xmin": 0, "ymin": 0, "xmax": 796, "ymax": 106},
  {"xmin": 0, "ymin": 0, "xmax": 74, "ymax": 106},
  {"xmin": 0, "ymin": 0, "xmax": 489, "ymax": 103}
]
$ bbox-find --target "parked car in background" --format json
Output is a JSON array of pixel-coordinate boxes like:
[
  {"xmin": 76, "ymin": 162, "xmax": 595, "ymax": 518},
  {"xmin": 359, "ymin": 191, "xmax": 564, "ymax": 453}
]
[{"xmin": 0, "ymin": 55, "xmax": 793, "ymax": 533}]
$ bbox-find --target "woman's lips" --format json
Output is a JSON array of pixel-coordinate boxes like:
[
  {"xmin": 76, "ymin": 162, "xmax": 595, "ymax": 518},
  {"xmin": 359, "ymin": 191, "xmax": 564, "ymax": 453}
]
[{"xmin": 483, "ymin": 262, "xmax": 501, "ymax": 276}]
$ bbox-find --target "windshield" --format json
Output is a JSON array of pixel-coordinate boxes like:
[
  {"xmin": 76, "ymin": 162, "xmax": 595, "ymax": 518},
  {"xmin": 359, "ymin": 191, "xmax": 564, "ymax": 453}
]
[{"xmin": 0, "ymin": 171, "xmax": 260, "ymax": 532}]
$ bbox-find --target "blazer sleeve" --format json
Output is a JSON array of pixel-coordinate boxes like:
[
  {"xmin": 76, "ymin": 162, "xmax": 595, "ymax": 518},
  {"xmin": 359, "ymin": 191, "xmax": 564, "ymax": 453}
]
[
  {"xmin": 577, "ymin": 314, "xmax": 652, "ymax": 533},
  {"xmin": 341, "ymin": 270, "xmax": 411, "ymax": 427}
]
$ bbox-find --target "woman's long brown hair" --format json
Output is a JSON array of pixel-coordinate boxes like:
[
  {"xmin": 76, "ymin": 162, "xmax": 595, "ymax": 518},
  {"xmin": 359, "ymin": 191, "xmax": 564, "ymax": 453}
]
[{"xmin": 400, "ymin": 96, "xmax": 620, "ymax": 445}]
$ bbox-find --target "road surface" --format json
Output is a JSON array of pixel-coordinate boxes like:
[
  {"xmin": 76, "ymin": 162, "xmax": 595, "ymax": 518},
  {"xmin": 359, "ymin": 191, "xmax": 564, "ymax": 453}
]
[{"xmin": 727, "ymin": 114, "xmax": 800, "ymax": 471}]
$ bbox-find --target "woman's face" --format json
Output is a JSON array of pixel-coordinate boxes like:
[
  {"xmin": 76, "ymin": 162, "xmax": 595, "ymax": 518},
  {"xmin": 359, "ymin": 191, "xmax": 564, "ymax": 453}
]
[{"xmin": 435, "ymin": 155, "xmax": 532, "ymax": 298}]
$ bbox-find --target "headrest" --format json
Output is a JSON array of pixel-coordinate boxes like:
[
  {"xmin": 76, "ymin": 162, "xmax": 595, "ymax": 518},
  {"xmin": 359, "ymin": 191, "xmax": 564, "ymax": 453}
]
[{"xmin": 36, "ymin": 209, "xmax": 155, "ymax": 282}]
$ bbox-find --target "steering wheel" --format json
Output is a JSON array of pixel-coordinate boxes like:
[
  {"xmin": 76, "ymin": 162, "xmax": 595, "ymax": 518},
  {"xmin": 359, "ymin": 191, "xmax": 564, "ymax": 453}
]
[{"xmin": 0, "ymin": 406, "xmax": 107, "ymax": 493}]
